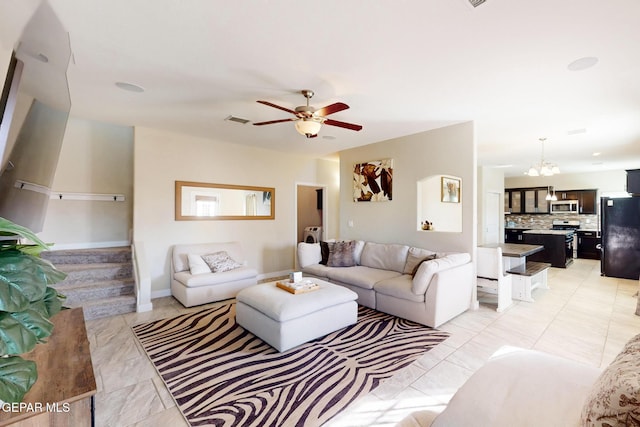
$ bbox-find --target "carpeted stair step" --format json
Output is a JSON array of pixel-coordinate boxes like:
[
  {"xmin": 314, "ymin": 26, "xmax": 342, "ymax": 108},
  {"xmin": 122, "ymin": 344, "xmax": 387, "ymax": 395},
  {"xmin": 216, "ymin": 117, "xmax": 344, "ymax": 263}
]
[
  {"xmin": 42, "ymin": 246, "xmax": 137, "ymax": 320},
  {"xmin": 55, "ymin": 262, "xmax": 133, "ymax": 285},
  {"xmin": 54, "ymin": 278, "xmax": 135, "ymax": 306},
  {"xmin": 42, "ymin": 246, "xmax": 132, "ymax": 265},
  {"xmin": 73, "ymin": 295, "xmax": 137, "ymax": 321}
]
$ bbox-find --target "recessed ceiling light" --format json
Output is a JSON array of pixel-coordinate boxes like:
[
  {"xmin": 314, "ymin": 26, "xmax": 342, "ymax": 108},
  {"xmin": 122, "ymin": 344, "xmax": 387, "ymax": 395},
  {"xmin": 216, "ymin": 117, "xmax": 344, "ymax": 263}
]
[
  {"xmin": 592, "ymin": 152, "xmax": 601, "ymax": 157},
  {"xmin": 567, "ymin": 57, "xmax": 599, "ymax": 71},
  {"xmin": 115, "ymin": 82, "xmax": 145, "ymax": 93}
]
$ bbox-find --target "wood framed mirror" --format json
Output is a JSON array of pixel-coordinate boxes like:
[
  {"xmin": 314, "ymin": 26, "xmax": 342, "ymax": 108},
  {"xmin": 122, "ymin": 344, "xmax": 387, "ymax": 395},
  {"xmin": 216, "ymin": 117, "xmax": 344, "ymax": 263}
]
[{"xmin": 175, "ymin": 181, "xmax": 275, "ymax": 220}]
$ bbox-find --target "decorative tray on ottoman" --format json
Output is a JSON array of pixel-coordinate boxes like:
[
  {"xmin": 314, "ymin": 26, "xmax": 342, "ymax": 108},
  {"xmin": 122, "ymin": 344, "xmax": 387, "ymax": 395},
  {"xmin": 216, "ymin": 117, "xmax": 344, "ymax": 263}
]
[{"xmin": 276, "ymin": 279, "xmax": 320, "ymax": 294}]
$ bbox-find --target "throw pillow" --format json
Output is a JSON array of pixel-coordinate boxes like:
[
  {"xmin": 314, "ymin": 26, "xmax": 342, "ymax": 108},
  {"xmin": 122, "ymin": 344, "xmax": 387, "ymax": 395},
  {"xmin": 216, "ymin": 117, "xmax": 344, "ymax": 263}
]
[
  {"xmin": 581, "ymin": 333, "xmax": 640, "ymax": 426},
  {"xmin": 411, "ymin": 254, "xmax": 437, "ymax": 277},
  {"xmin": 201, "ymin": 251, "xmax": 242, "ymax": 273},
  {"xmin": 404, "ymin": 247, "xmax": 437, "ymax": 274},
  {"xmin": 320, "ymin": 241, "xmax": 331, "ymax": 265},
  {"xmin": 327, "ymin": 240, "xmax": 356, "ymax": 267},
  {"xmin": 187, "ymin": 254, "xmax": 211, "ymax": 275}
]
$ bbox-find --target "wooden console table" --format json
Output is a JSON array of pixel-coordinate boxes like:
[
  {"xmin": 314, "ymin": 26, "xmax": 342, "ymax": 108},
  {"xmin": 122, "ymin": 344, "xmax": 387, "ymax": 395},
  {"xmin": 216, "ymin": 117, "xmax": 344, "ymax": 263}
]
[{"xmin": 0, "ymin": 308, "xmax": 96, "ymax": 426}]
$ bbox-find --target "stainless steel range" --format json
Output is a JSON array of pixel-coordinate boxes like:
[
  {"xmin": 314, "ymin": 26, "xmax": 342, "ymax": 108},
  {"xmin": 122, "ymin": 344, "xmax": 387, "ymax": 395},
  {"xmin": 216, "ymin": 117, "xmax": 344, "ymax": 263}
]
[{"xmin": 552, "ymin": 220, "xmax": 580, "ymax": 259}]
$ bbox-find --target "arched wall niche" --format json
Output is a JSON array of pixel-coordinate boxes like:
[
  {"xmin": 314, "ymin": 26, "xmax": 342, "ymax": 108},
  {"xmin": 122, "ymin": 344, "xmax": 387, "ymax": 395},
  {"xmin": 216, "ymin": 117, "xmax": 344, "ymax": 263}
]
[{"xmin": 417, "ymin": 175, "xmax": 462, "ymax": 233}]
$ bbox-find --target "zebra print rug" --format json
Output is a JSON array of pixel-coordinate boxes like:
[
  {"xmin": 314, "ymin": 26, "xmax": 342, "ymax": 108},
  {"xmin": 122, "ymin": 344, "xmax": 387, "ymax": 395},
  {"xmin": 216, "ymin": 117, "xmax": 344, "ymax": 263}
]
[{"xmin": 132, "ymin": 303, "xmax": 449, "ymax": 427}]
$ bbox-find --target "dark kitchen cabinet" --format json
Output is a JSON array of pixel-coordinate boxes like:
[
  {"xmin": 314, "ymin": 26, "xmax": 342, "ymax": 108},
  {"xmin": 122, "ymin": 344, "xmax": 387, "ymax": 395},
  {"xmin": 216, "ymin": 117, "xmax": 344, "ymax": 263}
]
[
  {"xmin": 556, "ymin": 189, "xmax": 598, "ymax": 214},
  {"xmin": 505, "ymin": 228, "xmax": 530, "ymax": 243},
  {"xmin": 523, "ymin": 232, "xmax": 572, "ymax": 268},
  {"xmin": 505, "ymin": 187, "xmax": 550, "ymax": 214},
  {"xmin": 627, "ymin": 169, "xmax": 640, "ymax": 195},
  {"xmin": 577, "ymin": 230, "xmax": 601, "ymax": 260}
]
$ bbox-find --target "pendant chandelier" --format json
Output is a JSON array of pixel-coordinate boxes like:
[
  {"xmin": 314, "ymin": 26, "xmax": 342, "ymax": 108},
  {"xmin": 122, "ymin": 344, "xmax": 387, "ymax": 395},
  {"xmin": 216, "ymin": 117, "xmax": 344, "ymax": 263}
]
[
  {"xmin": 527, "ymin": 138, "xmax": 560, "ymax": 177},
  {"xmin": 545, "ymin": 185, "xmax": 557, "ymax": 201}
]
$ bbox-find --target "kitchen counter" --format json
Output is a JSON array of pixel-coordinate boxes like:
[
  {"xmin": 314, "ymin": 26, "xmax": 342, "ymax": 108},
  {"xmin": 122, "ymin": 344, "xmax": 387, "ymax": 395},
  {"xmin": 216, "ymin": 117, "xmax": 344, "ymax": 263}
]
[{"xmin": 523, "ymin": 229, "xmax": 574, "ymax": 236}]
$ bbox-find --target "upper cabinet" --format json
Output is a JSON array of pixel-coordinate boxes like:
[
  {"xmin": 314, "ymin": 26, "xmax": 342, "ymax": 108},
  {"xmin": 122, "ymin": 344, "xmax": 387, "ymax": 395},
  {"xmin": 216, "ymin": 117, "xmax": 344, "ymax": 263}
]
[
  {"xmin": 556, "ymin": 189, "xmax": 598, "ymax": 214},
  {"xmin": 505, "ymin": 187, "xmax": 550, "ymax": 214},
  {"xmin": 506, "ymin": 187, "xmax": 597, "ymax": 215}
]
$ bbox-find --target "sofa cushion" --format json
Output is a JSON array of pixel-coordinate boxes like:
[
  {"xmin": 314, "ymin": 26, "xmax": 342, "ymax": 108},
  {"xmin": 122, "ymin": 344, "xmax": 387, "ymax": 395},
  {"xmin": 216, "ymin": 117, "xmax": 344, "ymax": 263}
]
[
  {"xmin": 581, "ymin": 333, "xmax": 640, "ymax": 426},
  {"xmin": 187, "ymin": 254, "xmax": 211, "ymax": 275},
  {"xmin": 327, "ymin": 240, "xmax": 357, "ymax": 267},
  {"xmin": 360, "ymin": 242, "xmax": 410, "ymax": 273},
  {"xmin": 174, "ymin": 266, "xmax": 258, "ymax": 288},
  {"xmin": 374, "ymin": 275, "xmax": 425, "ymax": 303},
  {"xmin": 201, "ymin": 251, "xmax": 243, "ymax": 272},
  {"xmin": 327, "ymin": 266, "xmax": 401, "ymax": 290},
  {"xmin": 297, "ymin": 242, "xmax": 322, "ymax": 268},
  {"xmin": 403, "ymin": 247, "xmax": 437, "ymax": 274},
  {"xmin": 353, "ymin": 240, "xmax": 365, "ymax": 265},
  {"xmin": 412, "ymin": 253, "xmax": 470, "ymax": 295},
  {"xmin": 320, "ymin": 241, "xmax": 330, "ymax": 265},
  {"xmin": 301, "ymin": 263, "xmax": 332, "ymax": 279},
  {"xmin": 431, "ymin": 347, "xmax": 600, "ymax": 427}
]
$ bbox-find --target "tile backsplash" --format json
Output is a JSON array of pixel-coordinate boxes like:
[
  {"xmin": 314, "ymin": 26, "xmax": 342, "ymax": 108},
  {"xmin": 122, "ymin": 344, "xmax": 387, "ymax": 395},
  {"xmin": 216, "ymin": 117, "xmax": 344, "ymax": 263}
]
[{"xmin": 505, "ymin": 214, "xmax": 598, "ymax": 230}]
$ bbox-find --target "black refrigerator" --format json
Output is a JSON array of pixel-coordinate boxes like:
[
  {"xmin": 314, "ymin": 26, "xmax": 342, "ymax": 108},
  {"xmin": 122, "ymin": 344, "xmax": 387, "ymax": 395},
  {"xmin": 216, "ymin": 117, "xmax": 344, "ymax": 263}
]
[{"xmin": 600, "ymin": 196, "xmax": 640, "ymax": 279}]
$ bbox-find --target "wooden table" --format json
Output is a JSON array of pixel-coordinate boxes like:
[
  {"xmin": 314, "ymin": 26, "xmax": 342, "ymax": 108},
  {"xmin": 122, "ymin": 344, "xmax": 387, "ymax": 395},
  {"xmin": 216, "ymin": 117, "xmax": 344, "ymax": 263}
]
[
  {"xmin": 479, "ymin": 243, "xmax": 549, "ymax": 302},
  {"xmin": 0, "ymin": 308, "xmax": 96, "ymax": 426}
]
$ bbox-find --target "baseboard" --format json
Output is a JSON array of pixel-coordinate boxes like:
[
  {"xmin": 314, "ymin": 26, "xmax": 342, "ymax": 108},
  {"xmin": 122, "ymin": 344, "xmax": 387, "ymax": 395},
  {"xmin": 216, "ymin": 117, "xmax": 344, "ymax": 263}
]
[
  {"xmin": 151, "ymin": 289, "xmax": 172, "ymax": 299},
  {"xmin": 47, "ymin": 240, "xmax": 131, "ymax": 250}
]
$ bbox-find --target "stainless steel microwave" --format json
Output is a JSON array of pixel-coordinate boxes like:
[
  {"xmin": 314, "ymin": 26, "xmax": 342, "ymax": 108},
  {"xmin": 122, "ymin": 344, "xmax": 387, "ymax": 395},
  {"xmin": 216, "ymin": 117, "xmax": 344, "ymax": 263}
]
[{"xmin": 550, "ymin": 200, "xmax": 579, "ymax": 214}]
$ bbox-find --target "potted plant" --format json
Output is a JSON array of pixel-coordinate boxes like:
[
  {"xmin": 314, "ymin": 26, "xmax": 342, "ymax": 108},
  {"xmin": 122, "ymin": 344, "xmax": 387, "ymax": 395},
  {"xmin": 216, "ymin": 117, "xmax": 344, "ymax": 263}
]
[{"xmin": 0, "ymin": 217, "xmax": 65, "ymax": 403}]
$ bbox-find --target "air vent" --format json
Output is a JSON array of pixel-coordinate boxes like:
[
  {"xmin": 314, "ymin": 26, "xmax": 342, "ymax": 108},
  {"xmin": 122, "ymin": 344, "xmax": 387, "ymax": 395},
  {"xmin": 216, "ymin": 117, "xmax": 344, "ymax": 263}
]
[
  {"xmin": 468, "ymin": 0, "xmax": 486, "ymax": 7},
  {"xmin": 224, "ymin": 115, "xmax": 251, "ymax": 125}
]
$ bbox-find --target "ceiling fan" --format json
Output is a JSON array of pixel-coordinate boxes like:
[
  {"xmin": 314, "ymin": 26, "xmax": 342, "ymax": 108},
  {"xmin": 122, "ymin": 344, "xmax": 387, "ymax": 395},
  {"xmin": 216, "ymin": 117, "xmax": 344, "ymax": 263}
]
[{"xmin": 253, "ymin": 90, "xmax": 363, "ymax": 138}]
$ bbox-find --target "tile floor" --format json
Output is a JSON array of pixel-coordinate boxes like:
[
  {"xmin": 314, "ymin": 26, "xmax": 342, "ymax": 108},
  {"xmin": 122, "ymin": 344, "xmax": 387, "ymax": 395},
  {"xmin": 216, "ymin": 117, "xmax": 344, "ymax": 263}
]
[{"xmin": 86, "ymin": 259, "xmax": 640, "ymax": 426}]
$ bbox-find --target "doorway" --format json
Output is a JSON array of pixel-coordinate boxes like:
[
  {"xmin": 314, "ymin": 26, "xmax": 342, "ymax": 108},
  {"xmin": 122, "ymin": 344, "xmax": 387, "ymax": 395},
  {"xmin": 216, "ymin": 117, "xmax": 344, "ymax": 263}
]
[{"xmin": 296, "ymin": 184, "xmax": 327, "ymax": 243}]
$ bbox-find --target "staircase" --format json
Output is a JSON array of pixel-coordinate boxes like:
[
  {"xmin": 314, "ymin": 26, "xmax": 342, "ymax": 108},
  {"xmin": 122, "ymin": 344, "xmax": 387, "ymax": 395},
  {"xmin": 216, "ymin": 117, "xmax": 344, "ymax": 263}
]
[{"xmin": 41, "ymin": 246, "xmax": 137, "ymax": 320}]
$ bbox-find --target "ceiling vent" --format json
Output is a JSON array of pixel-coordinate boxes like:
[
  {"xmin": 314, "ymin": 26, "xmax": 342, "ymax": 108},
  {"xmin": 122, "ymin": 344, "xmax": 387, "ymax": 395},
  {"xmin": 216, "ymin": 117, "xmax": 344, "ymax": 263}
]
[
  {"xmin": 467, "ymin": 0, "xmax": 486, "ymax": 7},
  {"xmin": 224, "ymin": 115, "xmax": 251, "ymax": 125}
]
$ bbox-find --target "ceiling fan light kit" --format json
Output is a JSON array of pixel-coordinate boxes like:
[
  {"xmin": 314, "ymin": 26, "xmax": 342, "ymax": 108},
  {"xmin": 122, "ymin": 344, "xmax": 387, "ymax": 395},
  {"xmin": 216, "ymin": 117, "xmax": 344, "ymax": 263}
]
[{"xmin": 253, "ymin": 89, "xmax": 362, "ymax": 138}]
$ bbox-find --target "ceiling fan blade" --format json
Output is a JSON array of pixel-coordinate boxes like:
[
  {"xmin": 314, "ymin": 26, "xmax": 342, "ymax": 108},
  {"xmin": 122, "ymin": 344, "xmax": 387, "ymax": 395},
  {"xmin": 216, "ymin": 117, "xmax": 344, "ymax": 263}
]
[
  {"xmin": 324, "ymin": 118, "xmax": 363, "ymax": 131},
  {"xmin": 315, "ymin": 102, "xmax": 349, "ymax": 117},
  {"xmin": 256, "ymin": 100, "xmax": 297, "ymax": 115},
  {"xmin": 253, "ymin": 118, "xmax": 296, "ymax": 126}
]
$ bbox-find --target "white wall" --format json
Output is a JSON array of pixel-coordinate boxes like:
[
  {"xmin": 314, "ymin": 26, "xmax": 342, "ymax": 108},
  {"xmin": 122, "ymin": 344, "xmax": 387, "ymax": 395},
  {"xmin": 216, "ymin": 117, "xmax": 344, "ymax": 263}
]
[
  {"xmin": 505, "ymin": 170, "xmax": 627, "ymax": 196},
  {"xmin": 338, "ymin": 122, "xmax": 477, "ymax": 255},
  {"xmin": 133, "ymin": 127, "xmax": 339, "ymax": 295},
  {"xmin": 477, "ymin": 166, "xmax": 505, "ymax": 244},
  {"xmin": 39, "ymin": 117, "xmax": 134, "ymax": 248}
]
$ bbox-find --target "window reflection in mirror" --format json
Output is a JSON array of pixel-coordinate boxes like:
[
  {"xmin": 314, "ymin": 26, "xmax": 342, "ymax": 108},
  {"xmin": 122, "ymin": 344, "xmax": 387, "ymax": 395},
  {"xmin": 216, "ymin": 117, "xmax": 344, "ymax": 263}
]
[{"xmin": 175, "ymin": 181, "xmax": 275, "ymax": 220}]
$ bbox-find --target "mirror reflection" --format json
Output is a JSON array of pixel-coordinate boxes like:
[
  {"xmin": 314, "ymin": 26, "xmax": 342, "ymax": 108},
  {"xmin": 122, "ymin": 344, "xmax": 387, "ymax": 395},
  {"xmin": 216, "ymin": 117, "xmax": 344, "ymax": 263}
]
[{"xmin": 175, "ymin": 181, "xmax": 275, "ymax": 220}]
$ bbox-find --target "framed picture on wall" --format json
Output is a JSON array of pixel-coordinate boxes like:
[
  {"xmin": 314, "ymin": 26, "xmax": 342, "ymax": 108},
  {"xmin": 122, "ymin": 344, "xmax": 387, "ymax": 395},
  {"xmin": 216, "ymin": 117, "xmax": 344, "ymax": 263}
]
[
  {"xmin": 441, "ymin": 176, "xmax": 461, "ymax": 203},
  {"xmin": 353, "ymin": 159, "xmax": 393, "ymax": 202}
]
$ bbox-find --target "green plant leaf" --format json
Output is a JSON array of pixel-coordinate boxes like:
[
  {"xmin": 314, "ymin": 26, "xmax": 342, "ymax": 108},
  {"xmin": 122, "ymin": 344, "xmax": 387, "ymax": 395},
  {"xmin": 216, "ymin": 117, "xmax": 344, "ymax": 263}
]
[
  {"xmin": 0, "ymin": 356, "xmax": 37, "ymax": 403},
  {"xmin": 0, "ymin": 250, "xmax": 66, "ymax": 312},
  {"xmin": 42, "ymin": 287, "xmax": 64, "ymax": 317},
  {"xmin": 0, "ymin": 312, "xmax": 38, "ymax": 355},
  {"xmin": 0, "ymin": 217, "xmax": 49, "ymax": 251},
  {"xmin": 11, "ymin": 309, "xmax": 54, "ymax": 341}
]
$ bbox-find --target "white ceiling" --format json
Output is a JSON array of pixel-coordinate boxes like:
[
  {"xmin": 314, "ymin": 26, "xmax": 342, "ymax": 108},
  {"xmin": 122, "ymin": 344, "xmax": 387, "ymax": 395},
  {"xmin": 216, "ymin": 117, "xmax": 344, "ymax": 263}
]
[{"xmin": 2, "ymin": 0, "xmax": 640, "ymax": 177}]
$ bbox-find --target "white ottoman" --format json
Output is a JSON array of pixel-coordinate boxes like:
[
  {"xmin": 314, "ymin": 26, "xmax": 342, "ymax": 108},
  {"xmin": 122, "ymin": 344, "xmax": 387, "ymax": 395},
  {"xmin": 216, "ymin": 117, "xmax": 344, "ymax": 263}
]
[{"xmin": 235, "ymin": 279, "xmax": 358, "ymax": 352}]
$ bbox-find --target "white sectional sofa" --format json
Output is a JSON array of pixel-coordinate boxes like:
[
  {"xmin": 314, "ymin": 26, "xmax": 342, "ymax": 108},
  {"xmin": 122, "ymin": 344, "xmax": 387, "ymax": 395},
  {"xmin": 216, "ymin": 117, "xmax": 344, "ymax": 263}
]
[
  {"xmin": 171, "ymin": 242, "xmax": 258, "ymax": 307},
  {"xmin": 399, "ymin": 333, "xmax": 640, "ymax": 426},
  {"xmin": 297, "ymin": 240, "xmax": 473, "ymax": 328}
]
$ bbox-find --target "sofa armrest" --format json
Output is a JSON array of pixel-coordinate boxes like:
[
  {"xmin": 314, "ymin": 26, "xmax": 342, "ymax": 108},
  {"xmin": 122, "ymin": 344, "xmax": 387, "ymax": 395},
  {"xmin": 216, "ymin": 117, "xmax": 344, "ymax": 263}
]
[
  {"xmin": 430, "ymin": 347, "xmax": 600, "ymax": 427},
  {"xmin": 412, "ymin": 253, "xmax": 471, "ymax": 294}
]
